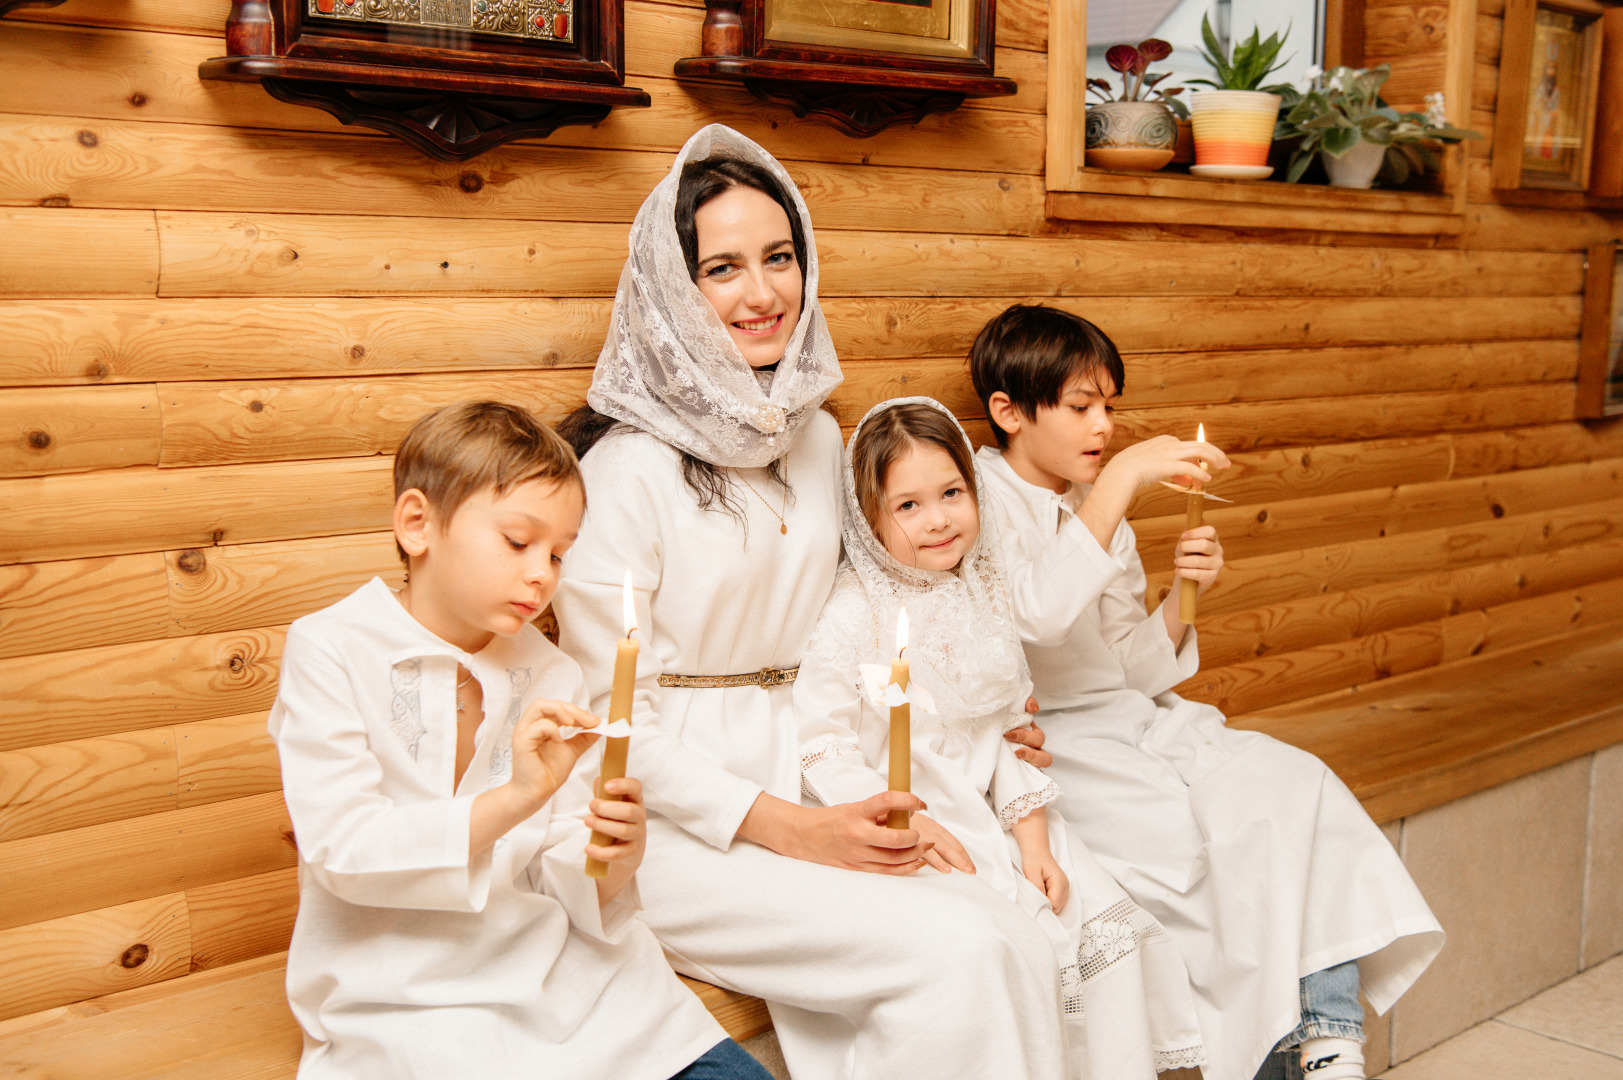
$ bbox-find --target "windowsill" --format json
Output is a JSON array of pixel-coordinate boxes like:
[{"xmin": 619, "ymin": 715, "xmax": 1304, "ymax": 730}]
[{"xmin": 1046, "ymin": 167, "xmax": 1463, "ymax": 236}]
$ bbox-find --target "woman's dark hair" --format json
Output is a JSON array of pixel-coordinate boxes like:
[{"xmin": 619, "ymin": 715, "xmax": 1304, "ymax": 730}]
[
  {"xmin": 560, "ymin": 155, "xmax": 810, "ymax": 517},
  {"xmin": 967, "ymin": 304, "xmax": 1127, "ymax": 449}
]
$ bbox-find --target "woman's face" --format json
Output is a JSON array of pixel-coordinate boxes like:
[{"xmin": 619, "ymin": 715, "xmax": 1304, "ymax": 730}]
[{"xmin": 692, "ymin": 185, "xmax": 804, "ymax": 369}]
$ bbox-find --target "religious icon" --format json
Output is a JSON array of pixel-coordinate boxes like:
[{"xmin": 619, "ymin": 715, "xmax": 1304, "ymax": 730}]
[
  {"xmin": 1522, "ymin": 7, "xmax": 1596, "ymax": 181},
  {"xmin": 1493, "ymin": 0, "xmax": 1602, "ymax": 191},
  {"xmin": 1602, "ymin": 246, "xmax": 1623, "ymax": 416}
]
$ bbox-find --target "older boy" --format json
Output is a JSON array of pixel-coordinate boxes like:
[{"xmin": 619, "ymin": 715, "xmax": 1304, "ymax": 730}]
[
  {"xmin": 969, "ymin": 307, "xmax": 1443, "ymax": 1080},
  {"xmin": 269, "ymin": 401, "xmax": 762, "ymax": 1080}
]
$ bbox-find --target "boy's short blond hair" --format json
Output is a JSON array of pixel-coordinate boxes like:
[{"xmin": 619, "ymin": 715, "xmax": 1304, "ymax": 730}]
[{"xmin": 393, "ymin": 401, "xmax": 583, "ymax": 563}]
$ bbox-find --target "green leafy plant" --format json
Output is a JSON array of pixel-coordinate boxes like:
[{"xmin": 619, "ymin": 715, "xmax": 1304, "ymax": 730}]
[
  {"xmin": 1086, "ymin": 38, "xmax": 1189, "ymax": 119},
  {"xmin": 1188, "ymin": 13, "xmax": 1292, "ymax": 93},
  {"xmin": 1275, "ymin": 65, "xmax": 1483, "ymax": 183}
]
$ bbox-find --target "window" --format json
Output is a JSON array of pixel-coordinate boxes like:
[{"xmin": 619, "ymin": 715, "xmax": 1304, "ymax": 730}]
[{"xmin": 1086, "ymin": 0, "xmax": 1325, "ymax": 97}]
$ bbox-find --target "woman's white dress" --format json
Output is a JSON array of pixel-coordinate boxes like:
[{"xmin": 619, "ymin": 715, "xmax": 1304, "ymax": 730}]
[
  {"xmin": 796, "ymin": 570, "xmax": 1208, "ymax": 1079},
  {"xmin": 977, "ymin": 447, "xmax": 1445, "ymax": 1080},
  {"xmin": 555, "ymin": 411, "xmax": 1067, "ymax": 1080}
]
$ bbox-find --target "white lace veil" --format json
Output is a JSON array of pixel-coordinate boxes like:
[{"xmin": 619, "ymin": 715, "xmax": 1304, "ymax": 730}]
[
  {"xmin": 585, "ymin": 124, "xmax": 844, "ymax": 468},
  {"xmin": 811, "ymin": 396, "xmax": 1033, "ymax": 730}
]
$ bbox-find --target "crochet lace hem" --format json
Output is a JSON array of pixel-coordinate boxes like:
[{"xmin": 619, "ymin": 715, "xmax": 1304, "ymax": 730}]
[
  {"xmin": 1155, "ymin": 1046, "xmax": 1207, "ymax": 1071},
  {"xmin": 998, "ymin": 780, "xmax": 1060, "ymax": 828},
  {"xmin": 1058, "ymin": 898, "xmax": 1172, "ymax": 1016}
]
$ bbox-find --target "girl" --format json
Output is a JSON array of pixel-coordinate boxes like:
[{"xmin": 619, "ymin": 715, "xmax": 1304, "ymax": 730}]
[
  {"xmin": 553, "ymin": 126, "xmax": 1066, "ymax": 1080},
  {"xmin": 795, "ymin": 397, "xmax": 1207, "ymax": 1080}
]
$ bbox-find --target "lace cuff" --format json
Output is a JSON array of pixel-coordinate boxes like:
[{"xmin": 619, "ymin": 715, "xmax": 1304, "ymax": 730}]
[
  {"xmin": 799, "ymin": 733, "xmax": 863, "ymax": 800},
  {"xmin": 998, "ymin": 779, "xmax": 1059, "ymax": 829},
  {"xmin": 1154, "ymin": 1046, "xmax": 1208, "ymax": 1071}
]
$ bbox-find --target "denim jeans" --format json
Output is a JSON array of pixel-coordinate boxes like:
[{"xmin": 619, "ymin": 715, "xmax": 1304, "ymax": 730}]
[
  {"xmin": 1249, "ymin": 960, "xmax": 1365, "ymax": 1080},
  {"xmin": 670, "ymin": 1038, "xmax": 776, "ymax": 1080}
]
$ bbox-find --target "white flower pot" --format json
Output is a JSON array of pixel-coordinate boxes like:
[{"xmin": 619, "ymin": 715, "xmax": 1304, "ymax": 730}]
[{"xmin": 1323, "ymin": 138, "xmax": 1386, "ymax": 188}]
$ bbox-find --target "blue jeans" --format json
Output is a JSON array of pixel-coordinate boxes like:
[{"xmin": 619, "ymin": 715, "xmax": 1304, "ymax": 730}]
[
  {"xmin": 1250, "ymin": 961, "xmax": 1365, "ymax": 1080},
  {"xmin": 670, "ymin": 1038, "xmax": 775, "ymax": 1080}
]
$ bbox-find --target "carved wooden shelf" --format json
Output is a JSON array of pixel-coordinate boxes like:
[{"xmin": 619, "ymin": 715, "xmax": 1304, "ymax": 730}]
[
  {"xmin": 199, "ymin": 0, "xmax": 649, "ymax": 161},
  {"xmin": 675, "ymin": 0, "xmax": 1015, "ymax": 138}
]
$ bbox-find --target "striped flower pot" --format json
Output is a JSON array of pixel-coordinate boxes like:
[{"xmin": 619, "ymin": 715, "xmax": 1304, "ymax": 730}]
[{"xmin": 1189, "ymin": 90, "xmax": 1282, "ymax": 173}]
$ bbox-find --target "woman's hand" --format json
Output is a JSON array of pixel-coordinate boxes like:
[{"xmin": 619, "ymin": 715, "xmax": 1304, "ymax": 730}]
[
  {"xmin": 737, "ymin": 791, "xmax": 937, "ymax": 875},
  {"xmin": 910, "ymin": 812, "xmax": 976, "ymax": 874},
  {"xmin": 1004, "ymin": 710, "xmax": 1052, "ymax": 769},
  {"xmin": 1174, "ymin": 524, "xmax": 1225, "ymax": 595},
  {"xmin": 587, "ymin": 776, "xmax": 646, "ymax": 905}
]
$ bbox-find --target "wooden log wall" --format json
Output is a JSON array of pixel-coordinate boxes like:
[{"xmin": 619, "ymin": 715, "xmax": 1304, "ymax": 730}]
[{"xmin": 1, "ymin": 0, "xmax": 1621, "ymax": 1029}]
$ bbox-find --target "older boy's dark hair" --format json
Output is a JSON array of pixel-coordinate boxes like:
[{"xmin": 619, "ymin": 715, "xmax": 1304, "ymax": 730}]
[
  {"xmin": 393, "ymin": 401, "xmax": 583, "ymax": 563},
  {"xmin": 968, "ymin": 305, "xmax": 1127, "ymax": 448}
]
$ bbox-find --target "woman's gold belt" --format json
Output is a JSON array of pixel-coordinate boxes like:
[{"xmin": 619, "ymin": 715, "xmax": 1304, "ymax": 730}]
[{"xmin": 657, "ymin": 666, "xmax": 799, "ymax": 689}]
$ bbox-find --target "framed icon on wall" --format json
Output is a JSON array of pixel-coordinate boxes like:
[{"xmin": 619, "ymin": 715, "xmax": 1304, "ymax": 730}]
[
  {"xmin": 1493, "ymin": 0, "xmax": 1604, "ymax": 191},
  {"xmin": 1579, "ymin": 242, "xmax": 1623, "ymax": 418}
]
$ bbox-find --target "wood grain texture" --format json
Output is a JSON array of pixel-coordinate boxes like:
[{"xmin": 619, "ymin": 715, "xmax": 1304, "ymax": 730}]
[
  {"xmin": 150, "ymin": 211, "xmax": 1585, "ymax": 301},
  {"xmin": 0, "ymin": 550, "xmax": 169, "ymax": 659},
  {"xmin": 0, "ymin": 111, "xmax": 1048, "ymax": 236},
  {"xmin": 0, "ymin": 459, "xmax": 393, "ymax": 565},
  {"xmin": 0, "ymin": 627, "xmax": 284, "ymax": 749},
  {"xmin": 0, "ymin": 792, "xmax": 293, "ymax": 932},
  {"xmin": 166, "ymin": 535, "xmax": 400, "ymax": 638},
  {"xmin": 1134, "ymin": 457, "xmax": 1623, "ymax": 565},
  {"xmin": 0, "ymin": 208, "xmax": 157, "ymax": 298},
  {"xmin": 0, "ymin": 726, "xmax": 176, "ymax": 842},
  {"xmin": 175, "ymin": 712, "xmax": 277, "ymax": 809},
  {"xmin": 0, "ymin": 892, "xmax": 191, "ymax": 1022},
  {"xmin": 1147, "ymin": 497, "xmax": 1623, "ymax": 615},
  {"xmin": 1240, "ymin": 618, "xmax": 1623, "ymax": 823},
  {"xmin": 0, "ymin": 953, "xmax": 302, "ymax": 1080},
  {"xmin": 0, "ymin": 383, "xmax": 160, "ymax": 476},
  {"xmin": 186, "ymin": 869, "xmax": 297, "ymax": 972},
  {"xmin": 678, "ymin": 975, "xmax": 774, "ymax": 1042}
]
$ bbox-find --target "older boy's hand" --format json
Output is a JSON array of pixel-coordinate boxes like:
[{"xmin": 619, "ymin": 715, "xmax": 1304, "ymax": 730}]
[
  {"xmin": 1174, "ymin": 524, "xmax": 1225, "ymax": 595},
  {"xmin": 510, "ymin": 699, "xmax": 600, "ymax": 809},
  {"xmin": 1106, "ymin": 434, "xmax": 1231, "ymax": 492}
]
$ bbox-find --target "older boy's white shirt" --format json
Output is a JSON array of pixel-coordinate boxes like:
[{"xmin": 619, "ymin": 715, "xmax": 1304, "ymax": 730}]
[
  {"xmin": 269, "ymin": 578, "xmax": 725, "ymax": 1080},
  {"xmin": 976, "ymin": 448, "xmax": 1199, "ymax": 711}
]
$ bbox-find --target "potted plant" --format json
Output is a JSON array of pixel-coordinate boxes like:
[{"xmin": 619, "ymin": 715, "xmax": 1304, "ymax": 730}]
[
  {"xmin": 1187, "ymin": 14, "xmax": 1292, "ymax": 179},
  {"xmin": 1276, "ymin": 66, "xmax": 1483, "ymax": 188},
  {"xmin": 1084, "ymin": 39, "xmax": 1186, "ymax": 171}
]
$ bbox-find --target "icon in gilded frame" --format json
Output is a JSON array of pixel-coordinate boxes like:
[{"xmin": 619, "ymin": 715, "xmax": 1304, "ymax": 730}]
[{"xmin": 307, "ymin": 0, "xmax": 575, "ymax": 42}]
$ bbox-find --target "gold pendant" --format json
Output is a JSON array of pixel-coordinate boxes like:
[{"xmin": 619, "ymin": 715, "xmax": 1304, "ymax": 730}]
[{"xmin": 780, "ymin": 523, "xmax": 788, "ymax": 535}]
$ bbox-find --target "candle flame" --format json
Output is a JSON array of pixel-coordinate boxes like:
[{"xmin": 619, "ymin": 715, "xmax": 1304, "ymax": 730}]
[
  {"xmin": 896, "ymin": 607, "xmax": 909, "ymax": 657},
  {"xmin": 621, "ymin": 569, "xmax": 637, "ymax": 638},
  {"xmin": 1197, "ymin": 423, "xmax": 1205, "ymax": 443}
]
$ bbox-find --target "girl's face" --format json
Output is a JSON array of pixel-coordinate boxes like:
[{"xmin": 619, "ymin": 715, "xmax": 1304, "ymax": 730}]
[
  {"xmin": 692, "ymin": 185, "xmax": 803, "ymax": 369},
  {"xmin": 875, "ymin": 443, "xmax": 980, "ymax": 572}
]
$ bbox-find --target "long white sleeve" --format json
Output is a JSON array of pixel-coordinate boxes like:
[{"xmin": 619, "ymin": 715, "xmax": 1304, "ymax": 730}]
[
  {"xmin": 271, "ymin": 626, "xmax": 492, "ymax": 912},
  {"xmin": 1002, "ymin": 507, "xmax": 1131, "ymax": 648},
  {"xmin": 1097, "ymin": 525, "xmax": 1200, "ymax": 698},
  {"xmin": 794, "ymin": 583, "xmax": 893, "ymax": 807},
  {"xmin": 989, "ymin": 736, "xmax": 1060, "ymax": 829}
]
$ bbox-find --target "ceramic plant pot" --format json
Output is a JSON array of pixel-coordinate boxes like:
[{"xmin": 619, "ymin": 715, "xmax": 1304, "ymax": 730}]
[
  {"xmin": 1189, "ymin": 89, "xmax": 1282, "ymax": 179},
  {"xmin": 1085, "ymin": 101, "xmax": 1177, "ymax": 171},
  {"xmin": 1323, "ymin": 138, "xmax": 1387, "ymax": 188}
]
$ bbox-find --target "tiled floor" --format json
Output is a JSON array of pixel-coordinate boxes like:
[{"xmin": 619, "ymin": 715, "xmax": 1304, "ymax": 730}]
[{"xmin": 1382, "ymin": 953, "xmax": 1623, "ymax": 1078}]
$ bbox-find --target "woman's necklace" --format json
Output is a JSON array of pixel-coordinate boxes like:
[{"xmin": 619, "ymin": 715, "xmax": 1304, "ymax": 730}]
[{"xmin": 738, "ymin": 475, "xmax": 789, "ymax": 535}]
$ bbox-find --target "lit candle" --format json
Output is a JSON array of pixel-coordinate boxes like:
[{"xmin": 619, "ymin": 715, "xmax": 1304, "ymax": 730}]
[
  {"xmin": 1179, "ymin": 423, "xmax": 1206, "ymax": 625},
  {"xmin": 886, "ymin": 607, "xmax": 912, "ymax": 830},
  {"xmin": 585, "ymin": 570, "xmax": 636, "ymax": 879}
]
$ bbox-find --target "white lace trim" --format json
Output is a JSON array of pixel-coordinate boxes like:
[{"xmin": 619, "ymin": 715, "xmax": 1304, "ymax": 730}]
[
  {"xmin": 999, "ymin": 779, "xmax": 1060, "ymax": 828},
  {"xmin": 485, "ymin": 666, "xmax": 533, "ymax": 789},
  {"xmin": 1155, "ymin": 1046, "xmax": 1208, "ymax": 1071},
  {"xmin": 388, "ymin": 659, "xmax": 427, "ymax": 760},
  {"xmin": 799, "ymin": 733, "xmax": 862, "ymax": 799},
  {"xmin": 1059, "ymin": 899, "xmax": 1167, "ymax": 1016}
]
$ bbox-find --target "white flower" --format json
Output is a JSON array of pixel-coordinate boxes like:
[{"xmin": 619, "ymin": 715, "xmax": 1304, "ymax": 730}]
[
  {"xmin": 1295, "ymin": 63, "xmax": 1323, "ymax": 91},
  {"xmin": 1424, "ymin": 91, "xmax": 1448, "ymax": 127}
]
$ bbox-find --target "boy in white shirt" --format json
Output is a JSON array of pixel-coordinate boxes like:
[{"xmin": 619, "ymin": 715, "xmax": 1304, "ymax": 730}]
[
  {"xmin": 269, "ymin": 401, "xmax": 764, "ymax": 1080},
  {"xmin": 967, "ymin": 307, "xmax": 1443, "ymax": 1080}
]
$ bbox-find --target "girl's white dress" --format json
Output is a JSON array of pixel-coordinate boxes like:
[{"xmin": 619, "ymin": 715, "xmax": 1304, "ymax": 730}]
[
  {"xmin": 978, "ymin": 447, "xmax": 1446, "ymax": 1080},
  {"xmin": 555, "ymin": 413, "xmax": 1068, "ymax": 1080},
  {"xmin": 797, "ymin": 573, "xmax": 1208, "ymax": 1079}
]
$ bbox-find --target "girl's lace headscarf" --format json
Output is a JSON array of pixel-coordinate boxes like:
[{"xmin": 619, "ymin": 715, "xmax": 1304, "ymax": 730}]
[
  {"xmin": 584, "ymin": 124, "xmax": 843, "ymax": 468},
  {"xmin": 809, "ymin": 396, "xmax": 1032, "ymax": 730}
]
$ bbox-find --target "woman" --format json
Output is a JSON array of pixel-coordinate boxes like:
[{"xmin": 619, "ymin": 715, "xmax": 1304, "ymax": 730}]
[{"xmin": 554, "ymin": 125, "xmax": 1066, "ymax": 1080}]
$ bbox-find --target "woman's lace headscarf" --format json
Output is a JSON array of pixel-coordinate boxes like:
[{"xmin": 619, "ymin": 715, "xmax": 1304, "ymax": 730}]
[
  {"xmin": 585, "ymin": 124, "xmax": 843, "ymax": 468},
  {"xmin": 811, "ymin": 396, "xmax": 1032, "ymax": 730}
]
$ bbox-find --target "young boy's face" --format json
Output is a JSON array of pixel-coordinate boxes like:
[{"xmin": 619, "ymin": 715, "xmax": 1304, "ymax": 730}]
[
  {"xmin": 406, "ymin": 478, "xmax": 584, "ymax": 649},
  {"xmin": 1007, "ymin": 369, "xmax": 1119, "ymax": 489}
]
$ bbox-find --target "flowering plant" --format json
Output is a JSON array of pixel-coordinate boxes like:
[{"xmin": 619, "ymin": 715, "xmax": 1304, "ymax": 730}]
[
  {"xmin": 1275, "ymin": 64, "xmax": 1482, "ymax": 183},
  {"xmin": 1087, "ymin": 38, "xmax": 1189, "ymax": 119}
]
